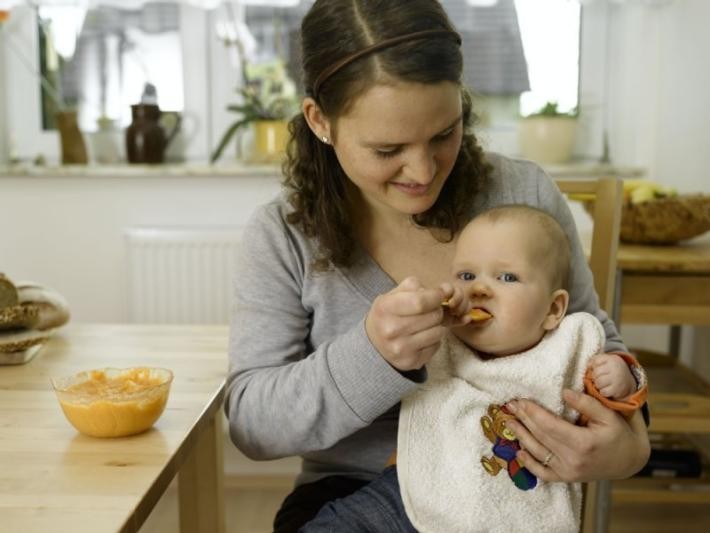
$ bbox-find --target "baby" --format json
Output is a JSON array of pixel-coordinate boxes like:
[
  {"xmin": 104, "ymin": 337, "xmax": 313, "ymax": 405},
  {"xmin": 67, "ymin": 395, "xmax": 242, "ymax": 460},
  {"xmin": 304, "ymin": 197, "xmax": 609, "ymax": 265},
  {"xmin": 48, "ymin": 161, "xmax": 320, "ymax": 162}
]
[{"xmin": 302, "ymin": 204, "xmax": 647, "ymax": 533}]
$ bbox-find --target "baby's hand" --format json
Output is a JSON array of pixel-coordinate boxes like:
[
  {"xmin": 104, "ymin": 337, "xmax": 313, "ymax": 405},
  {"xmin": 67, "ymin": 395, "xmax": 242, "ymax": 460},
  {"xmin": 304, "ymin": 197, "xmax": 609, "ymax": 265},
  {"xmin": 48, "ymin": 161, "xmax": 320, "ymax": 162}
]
[
  {"xmin": 439, "ymin": 282, "xmax": 472, "ymax": 327},
  {"xmin": 588, "ymin": 353, "xmax": 637, "ymax": 400}
]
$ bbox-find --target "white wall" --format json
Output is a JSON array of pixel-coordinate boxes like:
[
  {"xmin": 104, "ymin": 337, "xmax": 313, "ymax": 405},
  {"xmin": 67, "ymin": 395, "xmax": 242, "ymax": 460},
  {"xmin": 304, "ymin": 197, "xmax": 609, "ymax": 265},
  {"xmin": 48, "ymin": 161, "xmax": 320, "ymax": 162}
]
[
  {"xmin": 0, "ymin": 27, "xmax": 6, "ymax": 164},
  {"xmin": 608, "ymin": 0, "xmax": 710, "ymax": 195},
  {"xmin": 603, "ymin": 0, "xmax": 710, "ymax": 376},
  {"xmin": 0, "ymin": 174, "xmax": 281, "ymax": 323}
]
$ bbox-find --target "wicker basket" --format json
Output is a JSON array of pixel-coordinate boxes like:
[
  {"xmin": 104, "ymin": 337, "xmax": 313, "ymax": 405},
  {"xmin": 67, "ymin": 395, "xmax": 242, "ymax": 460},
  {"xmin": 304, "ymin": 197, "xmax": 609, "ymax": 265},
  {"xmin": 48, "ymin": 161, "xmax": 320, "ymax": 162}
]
[
  {"xmin": 0, "ymin": 304, "xmax": 40, "ymax": 331},
  {"xmin": 586, "ymin": 194, "xmax": 710, "ymax": 244}
]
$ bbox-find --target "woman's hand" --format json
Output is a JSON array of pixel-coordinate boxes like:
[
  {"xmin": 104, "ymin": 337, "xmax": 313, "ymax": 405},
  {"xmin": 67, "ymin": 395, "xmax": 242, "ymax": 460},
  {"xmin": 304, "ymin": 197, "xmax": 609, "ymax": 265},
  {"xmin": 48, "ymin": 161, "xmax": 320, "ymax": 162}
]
[
  {"xmin": 504, "ymin": 389, "xmax": 650, "ymax": 482},
  {"xmin": 439, "ymin": 282, "xmax": 473, "ymax": 327},
  {"xmin": 366, "ymin": 276, "xmax": 447, "ymax": 371}
]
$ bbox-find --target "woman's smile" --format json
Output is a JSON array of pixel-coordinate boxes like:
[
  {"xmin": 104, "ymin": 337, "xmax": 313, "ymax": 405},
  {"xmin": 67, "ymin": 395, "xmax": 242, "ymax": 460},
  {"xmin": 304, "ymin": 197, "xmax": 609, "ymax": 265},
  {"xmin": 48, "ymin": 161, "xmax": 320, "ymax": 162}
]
[{"xmin": 391, "ymin": 181, "xmax": 433, "ymax": 197}]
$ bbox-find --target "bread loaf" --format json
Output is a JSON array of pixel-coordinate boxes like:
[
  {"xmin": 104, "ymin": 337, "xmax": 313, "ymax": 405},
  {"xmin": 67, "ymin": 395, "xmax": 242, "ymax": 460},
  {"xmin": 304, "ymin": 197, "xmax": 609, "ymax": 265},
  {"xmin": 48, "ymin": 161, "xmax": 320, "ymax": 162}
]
[{"xmin": 0, "ymin": 273, "xmax": 18, "ymax": 310}]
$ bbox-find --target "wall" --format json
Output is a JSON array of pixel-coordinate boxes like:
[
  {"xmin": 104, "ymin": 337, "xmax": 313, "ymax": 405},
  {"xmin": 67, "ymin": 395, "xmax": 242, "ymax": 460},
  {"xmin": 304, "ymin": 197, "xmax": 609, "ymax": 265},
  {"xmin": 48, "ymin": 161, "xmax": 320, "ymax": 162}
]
[
  {"xmin": 605, "ymin": 0, "xmax": 710, "ymax": 375},
  {"xmin": 0, "ymin": 26, "xmax": 6, "ymax": 163},
  {"xmin": 608, "ymin": 0, "xmax": 710, "ymax": 195},
  {"xmin": 0, "ymin": 173, "xmax": 281, "ymax": 323}
]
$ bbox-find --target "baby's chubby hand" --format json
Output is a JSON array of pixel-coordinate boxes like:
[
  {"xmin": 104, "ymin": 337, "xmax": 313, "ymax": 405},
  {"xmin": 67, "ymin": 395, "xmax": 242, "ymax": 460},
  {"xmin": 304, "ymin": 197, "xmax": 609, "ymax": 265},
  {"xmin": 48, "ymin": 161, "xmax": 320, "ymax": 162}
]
[
  {"xmin": 588, "ymin": 353, "xmax": 637, "ymax": 400},
  {"xmin": 439, "ymin": 282, "xmax": 473, "ymax": 327}
]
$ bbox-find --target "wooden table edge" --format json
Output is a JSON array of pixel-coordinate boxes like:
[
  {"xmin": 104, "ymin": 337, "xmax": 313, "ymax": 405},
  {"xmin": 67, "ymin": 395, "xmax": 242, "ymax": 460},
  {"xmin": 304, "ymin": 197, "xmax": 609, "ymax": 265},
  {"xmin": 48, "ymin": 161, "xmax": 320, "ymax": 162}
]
[{"xmin": 119, "ymin": 379, "xmax": 227, "ymax": 533}]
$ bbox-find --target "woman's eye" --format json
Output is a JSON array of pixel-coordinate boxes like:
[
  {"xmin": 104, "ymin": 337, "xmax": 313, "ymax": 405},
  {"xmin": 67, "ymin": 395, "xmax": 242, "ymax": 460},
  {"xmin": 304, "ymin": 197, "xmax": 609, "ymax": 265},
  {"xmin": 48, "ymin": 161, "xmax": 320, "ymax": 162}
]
[
  {"xmin": 457, "ymin": 272, "xmax": 475, "ymax": 281},
  {"xmin": 375, "ymin": 147, "xmax": 402, "ymax": 159},
  {"xmin": 499, "ymin": 273, "xmax": 518, "ymax": 282},
  {"xmin": 432, "ymin": 128, "xmax": 455, "ymax": 142}
]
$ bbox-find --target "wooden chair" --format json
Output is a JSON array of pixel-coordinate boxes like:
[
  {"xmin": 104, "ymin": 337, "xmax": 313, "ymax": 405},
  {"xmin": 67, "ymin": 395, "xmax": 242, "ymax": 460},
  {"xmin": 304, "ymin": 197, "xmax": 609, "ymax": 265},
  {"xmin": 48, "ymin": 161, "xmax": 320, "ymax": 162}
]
[{"xmin": 556, "ymin": 176, "xmax": 624, "ymax": 533}]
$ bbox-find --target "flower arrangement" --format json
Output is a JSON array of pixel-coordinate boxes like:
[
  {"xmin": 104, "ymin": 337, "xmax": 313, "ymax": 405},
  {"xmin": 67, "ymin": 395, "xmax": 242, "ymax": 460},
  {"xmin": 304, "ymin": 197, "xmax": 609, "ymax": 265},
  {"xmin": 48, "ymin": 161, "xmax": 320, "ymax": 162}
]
[{"xmin": 210, "ymin": 59, "xmax": 300, "ymax": 163}]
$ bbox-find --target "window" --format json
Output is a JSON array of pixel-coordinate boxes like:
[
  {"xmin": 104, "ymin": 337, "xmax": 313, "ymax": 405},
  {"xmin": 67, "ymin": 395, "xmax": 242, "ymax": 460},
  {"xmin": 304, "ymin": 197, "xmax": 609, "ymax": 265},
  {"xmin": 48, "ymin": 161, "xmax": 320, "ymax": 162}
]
[
  {"xmin": 3, "ymin": 1, "xmax": 209, "ymax": 162},
  {"xmin": 38, "ymin": 2, "xmax": 185, "ymax": 132},
  {"xmin": 3, "ymin": 0, "xmax": 599, "ymax": 164},
  {"xmin": 237, "ymin": 0, "xmax": 579, "ymax": 124}
]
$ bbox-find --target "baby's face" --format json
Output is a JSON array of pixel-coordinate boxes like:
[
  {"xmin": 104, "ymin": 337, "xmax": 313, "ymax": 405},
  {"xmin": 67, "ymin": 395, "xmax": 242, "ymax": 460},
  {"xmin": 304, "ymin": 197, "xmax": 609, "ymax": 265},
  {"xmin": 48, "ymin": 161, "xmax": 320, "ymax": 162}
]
[{"xmin": 450, "ymin": 217, "xmax": 558, "ymax": 357}]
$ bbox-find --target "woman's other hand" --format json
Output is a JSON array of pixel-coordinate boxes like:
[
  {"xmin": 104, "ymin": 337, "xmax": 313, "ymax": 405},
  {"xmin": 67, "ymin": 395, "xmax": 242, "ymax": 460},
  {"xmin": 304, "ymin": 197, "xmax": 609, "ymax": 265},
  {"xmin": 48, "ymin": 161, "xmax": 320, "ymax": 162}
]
[
  {"xmin": 503, "ymin": 389, "xmax": 650, "ymax": 482},
  {"xmin": 366, "ymin": 276, "xmax": 447, "ymax": 371}
]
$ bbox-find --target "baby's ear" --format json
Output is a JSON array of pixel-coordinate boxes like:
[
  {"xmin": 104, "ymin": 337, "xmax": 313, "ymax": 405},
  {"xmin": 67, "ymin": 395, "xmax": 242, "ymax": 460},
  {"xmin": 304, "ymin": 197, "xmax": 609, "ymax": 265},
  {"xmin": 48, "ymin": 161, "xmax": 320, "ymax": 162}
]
[{"xmin": 543, "ymin": 289, "xmax": 569, "ymax": 331}]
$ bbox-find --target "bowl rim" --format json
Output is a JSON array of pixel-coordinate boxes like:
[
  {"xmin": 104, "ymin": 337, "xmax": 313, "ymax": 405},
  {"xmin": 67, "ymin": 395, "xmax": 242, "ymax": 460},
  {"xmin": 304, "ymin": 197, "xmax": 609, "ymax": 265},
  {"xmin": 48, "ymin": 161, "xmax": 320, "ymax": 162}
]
[{"xmin": 51, "ymin": 366, "xmax": 174, "ymax": 399}]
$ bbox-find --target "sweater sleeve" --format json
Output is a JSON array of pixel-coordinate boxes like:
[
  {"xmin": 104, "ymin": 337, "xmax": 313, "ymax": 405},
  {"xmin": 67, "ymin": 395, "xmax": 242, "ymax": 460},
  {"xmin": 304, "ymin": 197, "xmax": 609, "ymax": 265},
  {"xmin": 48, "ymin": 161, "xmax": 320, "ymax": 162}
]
[
  {"xmin": 532, "ymin": 166, "xmax": 627, "ymax": 354},
  {"xmin": 224, "ymin": 203, "xmax": 420, "ymax": 460}
]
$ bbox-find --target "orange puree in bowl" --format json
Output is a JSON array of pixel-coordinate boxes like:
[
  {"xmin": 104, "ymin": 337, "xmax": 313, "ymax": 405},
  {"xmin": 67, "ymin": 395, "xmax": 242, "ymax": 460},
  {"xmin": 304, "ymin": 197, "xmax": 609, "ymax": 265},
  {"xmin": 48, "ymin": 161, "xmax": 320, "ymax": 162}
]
[{"xmin": 54, "ymin": 367, "xmax": 172, "ymax": 438}]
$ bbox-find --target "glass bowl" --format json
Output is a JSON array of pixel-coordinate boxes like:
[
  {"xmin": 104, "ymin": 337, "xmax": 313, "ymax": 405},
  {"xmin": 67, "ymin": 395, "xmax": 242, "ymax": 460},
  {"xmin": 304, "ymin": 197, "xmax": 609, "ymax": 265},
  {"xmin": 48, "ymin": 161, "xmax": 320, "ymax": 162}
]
[{"xmin": 52, "ymin": 367, "xmax": 173, "ymax": 438}]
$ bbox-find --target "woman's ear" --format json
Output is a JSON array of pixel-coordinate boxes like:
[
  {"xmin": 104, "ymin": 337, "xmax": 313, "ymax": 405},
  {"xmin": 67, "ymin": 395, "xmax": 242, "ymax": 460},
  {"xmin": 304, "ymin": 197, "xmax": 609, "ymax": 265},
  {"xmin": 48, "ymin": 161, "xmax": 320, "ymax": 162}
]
[
  {"xmin": 542, "ymin": 289, "xmax": 569, "ymax": 331},
  {"xmin": 302, "ymin": 97, "xmax": 331, "ymax": 143}
]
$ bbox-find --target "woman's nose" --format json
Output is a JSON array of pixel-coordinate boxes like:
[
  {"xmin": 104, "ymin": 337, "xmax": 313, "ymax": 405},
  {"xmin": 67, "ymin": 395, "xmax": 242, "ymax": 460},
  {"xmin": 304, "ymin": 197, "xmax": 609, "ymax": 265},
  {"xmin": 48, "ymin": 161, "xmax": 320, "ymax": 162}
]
[{"xmin": 404, "ymin": 146, "xmax": 437, "ymax": 184}]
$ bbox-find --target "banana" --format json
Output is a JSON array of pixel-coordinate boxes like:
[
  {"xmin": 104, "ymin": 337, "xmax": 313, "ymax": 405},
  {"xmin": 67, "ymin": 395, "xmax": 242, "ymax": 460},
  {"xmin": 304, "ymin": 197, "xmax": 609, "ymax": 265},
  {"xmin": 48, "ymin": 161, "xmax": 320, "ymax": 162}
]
[{"xmin": 623, "ymin": 179, "xmax": 677, "ymax": 204}]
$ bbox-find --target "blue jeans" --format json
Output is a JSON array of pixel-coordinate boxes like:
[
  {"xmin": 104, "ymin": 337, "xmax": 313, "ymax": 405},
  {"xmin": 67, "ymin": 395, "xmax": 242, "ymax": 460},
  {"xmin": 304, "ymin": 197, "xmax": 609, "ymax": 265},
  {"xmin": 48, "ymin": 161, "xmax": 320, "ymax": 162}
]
[{"xmin": 299, "ymin": 465, "xmax": 417, "ymax": 533}]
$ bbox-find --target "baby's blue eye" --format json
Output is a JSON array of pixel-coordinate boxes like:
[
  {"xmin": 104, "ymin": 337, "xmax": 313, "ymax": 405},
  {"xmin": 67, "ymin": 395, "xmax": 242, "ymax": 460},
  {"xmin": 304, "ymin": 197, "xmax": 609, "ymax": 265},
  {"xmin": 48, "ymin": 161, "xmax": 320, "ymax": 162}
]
[
  {"xmin": 499, "ymin": 273, "xmax": 518, "ymax": 282},
  {"xmin": 457, "ymin": 271, "xmax": 475, "ymax": 281}
]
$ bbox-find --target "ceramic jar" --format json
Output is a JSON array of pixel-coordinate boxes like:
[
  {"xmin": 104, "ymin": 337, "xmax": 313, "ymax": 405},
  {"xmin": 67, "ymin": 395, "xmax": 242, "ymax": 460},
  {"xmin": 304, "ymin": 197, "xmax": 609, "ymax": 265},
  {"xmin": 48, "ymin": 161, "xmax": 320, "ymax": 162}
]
[{"xmin": 56, "ymin": 110, "xmax": 88, "ymax": 165}]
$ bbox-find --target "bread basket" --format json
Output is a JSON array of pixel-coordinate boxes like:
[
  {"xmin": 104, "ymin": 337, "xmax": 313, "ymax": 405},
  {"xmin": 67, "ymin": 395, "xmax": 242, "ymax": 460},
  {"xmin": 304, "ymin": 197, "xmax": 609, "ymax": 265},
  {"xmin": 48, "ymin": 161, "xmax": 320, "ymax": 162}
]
[
  {"xmin": 582, "ymin": 194, "xmax": 710, "ymax": 245},
  {"xmin": 616, "ymin": 194, "xmax": 710, "ymax": 244}
]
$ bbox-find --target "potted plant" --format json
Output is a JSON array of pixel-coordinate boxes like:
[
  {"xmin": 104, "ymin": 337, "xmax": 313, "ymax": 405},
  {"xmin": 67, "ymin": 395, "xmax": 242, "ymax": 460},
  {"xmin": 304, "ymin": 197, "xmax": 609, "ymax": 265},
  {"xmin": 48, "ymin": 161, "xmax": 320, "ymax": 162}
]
[
  {"xmin": 1, "ymin": 8, "xmax": 87, "ymax": 165},
  {"xmin": 518, "ymin": 101, "xmax": 578, "ymax": 165},
  {"xmin": 210, "ymin": 60, "xmax": 299, "ymax": 164}
]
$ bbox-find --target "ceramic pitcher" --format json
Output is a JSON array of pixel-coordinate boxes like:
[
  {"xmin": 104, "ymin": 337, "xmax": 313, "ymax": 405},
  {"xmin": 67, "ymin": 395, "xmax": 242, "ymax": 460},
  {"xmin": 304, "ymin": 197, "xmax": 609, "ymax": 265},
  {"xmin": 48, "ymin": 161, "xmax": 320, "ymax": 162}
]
[{"xmin": 125, "ymin": 104, "xmax": 181, "ymax": 164}]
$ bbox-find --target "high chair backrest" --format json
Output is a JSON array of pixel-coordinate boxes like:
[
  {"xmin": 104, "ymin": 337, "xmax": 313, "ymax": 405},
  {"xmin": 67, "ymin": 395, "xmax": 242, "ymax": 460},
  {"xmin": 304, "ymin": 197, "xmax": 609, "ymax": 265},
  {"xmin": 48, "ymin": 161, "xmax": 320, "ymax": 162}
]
[
  {"xmin": 556, "ymin": 176, "xmax": 623, "ymax": 533},
  {"xmin": 556, "ymin": 177, "xmax": 623, "ymax": 317}
]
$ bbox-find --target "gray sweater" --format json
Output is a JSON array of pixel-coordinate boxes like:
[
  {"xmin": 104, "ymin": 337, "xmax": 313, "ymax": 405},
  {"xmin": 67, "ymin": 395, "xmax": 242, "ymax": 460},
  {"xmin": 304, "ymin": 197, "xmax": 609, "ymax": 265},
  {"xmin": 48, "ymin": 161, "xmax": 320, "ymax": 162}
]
[{"xmin": 225, "ymin": 152, "xmax": 625, "ymax": 485}]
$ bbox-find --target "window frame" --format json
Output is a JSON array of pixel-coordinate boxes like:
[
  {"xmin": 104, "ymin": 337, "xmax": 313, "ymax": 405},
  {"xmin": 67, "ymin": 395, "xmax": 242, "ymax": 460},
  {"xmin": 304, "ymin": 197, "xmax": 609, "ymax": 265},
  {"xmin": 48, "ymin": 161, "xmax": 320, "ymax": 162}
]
[
  {"xmin": 2, "ymin": 4, "xmax": 212, "ymax": 163},
  {"xmin": 1, "ymin": 2, "xmax": 610, "ymax": 164},
  {"xmin": 480, "ymin": 2, "xmax": 608, "ymax": 160}
]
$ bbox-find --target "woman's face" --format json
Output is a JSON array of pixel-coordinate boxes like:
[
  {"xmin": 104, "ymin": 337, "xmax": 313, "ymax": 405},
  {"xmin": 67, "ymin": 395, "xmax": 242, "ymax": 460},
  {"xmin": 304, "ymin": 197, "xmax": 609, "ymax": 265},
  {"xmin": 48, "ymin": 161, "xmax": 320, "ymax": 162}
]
[{"xmin": 329, "ymin": 81, "xmax": 463, "ymax": 219}]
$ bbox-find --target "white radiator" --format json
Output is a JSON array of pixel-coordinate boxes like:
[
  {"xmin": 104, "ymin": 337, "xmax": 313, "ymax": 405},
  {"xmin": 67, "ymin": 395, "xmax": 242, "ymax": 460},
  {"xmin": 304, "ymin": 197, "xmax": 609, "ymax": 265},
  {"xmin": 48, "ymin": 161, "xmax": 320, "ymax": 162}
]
[{"xmin": 124, "ymin": 226, "xmax": 243, "ymax": 324}]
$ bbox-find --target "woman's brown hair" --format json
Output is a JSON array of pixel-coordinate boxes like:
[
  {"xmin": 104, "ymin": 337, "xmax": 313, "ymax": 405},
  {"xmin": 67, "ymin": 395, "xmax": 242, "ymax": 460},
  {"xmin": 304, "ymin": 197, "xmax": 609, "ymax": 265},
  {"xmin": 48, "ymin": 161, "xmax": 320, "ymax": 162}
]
[{"xmin": 283, "ymin": 0, "xmax": 492, "ymax": 270}]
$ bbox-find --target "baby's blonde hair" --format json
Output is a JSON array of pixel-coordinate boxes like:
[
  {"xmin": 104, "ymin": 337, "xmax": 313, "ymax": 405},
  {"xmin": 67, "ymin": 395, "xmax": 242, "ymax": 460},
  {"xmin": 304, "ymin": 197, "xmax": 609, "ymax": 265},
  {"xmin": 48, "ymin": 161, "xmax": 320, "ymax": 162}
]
[{"xmin": 474, "ymin": 205, "xmax": 572, "ymax": 290}]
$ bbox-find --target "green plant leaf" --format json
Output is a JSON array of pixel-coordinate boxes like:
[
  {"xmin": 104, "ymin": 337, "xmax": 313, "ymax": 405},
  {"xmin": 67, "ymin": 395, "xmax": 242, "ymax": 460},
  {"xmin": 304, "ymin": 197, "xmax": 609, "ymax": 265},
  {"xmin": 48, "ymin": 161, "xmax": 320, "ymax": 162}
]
[
  {"xmin": 526, "ymin": 100, "xmax": 578, "ymax": 118},
  {"xmin": 209, "ymin": 118, "xmax": 252, "ymax": 164}
]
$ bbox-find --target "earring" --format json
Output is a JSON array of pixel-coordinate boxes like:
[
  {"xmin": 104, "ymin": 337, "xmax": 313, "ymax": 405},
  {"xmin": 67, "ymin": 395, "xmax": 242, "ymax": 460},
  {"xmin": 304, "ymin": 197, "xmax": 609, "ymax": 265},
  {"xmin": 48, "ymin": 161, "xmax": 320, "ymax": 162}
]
[{"xmin": 321, "ymin": 136, "xmax": 330, "ymax": 144}]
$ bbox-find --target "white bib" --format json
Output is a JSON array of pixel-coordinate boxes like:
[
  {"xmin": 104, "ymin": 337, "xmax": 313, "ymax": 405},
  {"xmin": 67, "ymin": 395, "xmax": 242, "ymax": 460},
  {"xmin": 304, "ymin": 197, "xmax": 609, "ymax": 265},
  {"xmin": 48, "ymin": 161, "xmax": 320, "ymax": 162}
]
[{"xmin": 397, "ymin": 312, "xmax": 604, "ymax": 533}]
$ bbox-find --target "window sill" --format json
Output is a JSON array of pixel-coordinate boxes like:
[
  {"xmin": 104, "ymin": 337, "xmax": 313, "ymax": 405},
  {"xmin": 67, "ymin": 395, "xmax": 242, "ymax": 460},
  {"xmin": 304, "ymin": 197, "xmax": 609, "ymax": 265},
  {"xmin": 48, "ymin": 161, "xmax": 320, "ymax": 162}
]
[{"xmin": 0, "ymin": 162, "xmax": 282, "ymax": 179}]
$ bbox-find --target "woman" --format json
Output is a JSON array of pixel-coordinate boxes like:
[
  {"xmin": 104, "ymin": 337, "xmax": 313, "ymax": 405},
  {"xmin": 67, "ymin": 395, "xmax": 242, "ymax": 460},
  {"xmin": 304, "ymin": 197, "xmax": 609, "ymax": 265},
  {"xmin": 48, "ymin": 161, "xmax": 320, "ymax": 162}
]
[{"xmin": 224, "ymin": 1, "xmax": 650, "ymax": 531}]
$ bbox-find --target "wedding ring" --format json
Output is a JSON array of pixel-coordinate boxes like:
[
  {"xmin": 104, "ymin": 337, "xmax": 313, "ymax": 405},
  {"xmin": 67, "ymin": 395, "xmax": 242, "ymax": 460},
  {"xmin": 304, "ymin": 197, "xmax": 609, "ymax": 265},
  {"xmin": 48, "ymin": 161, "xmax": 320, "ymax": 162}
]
[{"xmin": 542, "ymin": 451, "xmax": 555, "ymax": 467}]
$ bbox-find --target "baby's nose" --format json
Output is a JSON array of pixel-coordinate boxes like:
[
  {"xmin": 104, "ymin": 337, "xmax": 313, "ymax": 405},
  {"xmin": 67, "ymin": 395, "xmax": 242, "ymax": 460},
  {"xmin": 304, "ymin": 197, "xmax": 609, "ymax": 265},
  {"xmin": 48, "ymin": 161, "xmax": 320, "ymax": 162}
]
[{"xmin": 469, "ymin": 281, "xmax": 491, "ymax": 298}]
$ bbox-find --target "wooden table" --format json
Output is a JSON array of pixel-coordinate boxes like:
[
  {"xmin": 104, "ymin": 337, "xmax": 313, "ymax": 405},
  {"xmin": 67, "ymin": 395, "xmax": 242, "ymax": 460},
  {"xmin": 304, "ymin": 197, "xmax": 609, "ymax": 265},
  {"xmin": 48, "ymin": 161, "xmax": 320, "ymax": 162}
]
[
  {"xmin": 612, "ymin": 238, "xmax": 710, "ymax": 508},
  {"xmin": 0, "ymin": 324, "xmax": 228, "ymax": 533},
  {"xmin": 618, "ymin": 237, "xmax": 710, "ymax": 328},
  {"xmin": 617, "ymin": 237, "xmax": 710, "ymax": 433}
]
